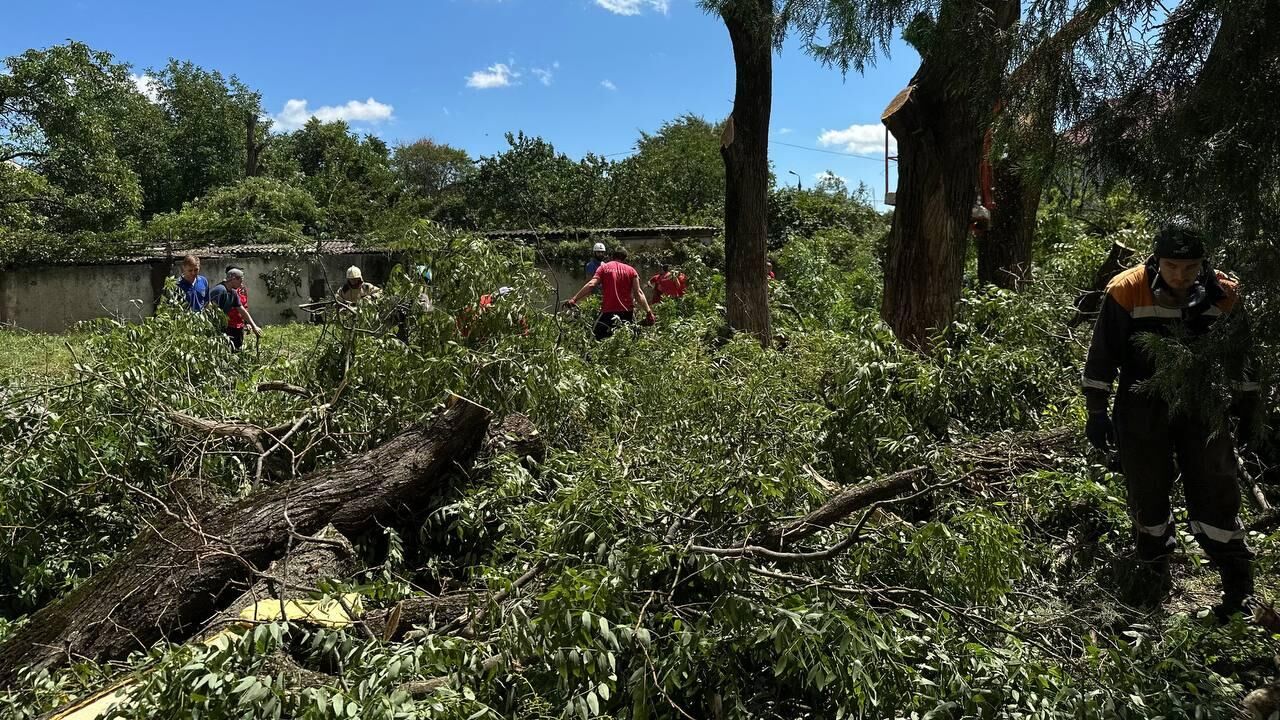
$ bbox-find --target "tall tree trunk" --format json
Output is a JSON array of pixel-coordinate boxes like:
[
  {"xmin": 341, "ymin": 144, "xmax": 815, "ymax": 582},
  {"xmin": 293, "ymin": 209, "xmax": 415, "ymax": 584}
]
[
  {"xmin": 977, "ymin": 0, "xmax": 1131, "ymax": 290},
  {"xmin": 881, "ymin": 1, "xmax": 1020, "ymax": 350},
  {"xmin": 0, "ymin": 399, "xmax": 490, "ymax": 688},
  {"xmin": 979, "ymin": 147, "xmax": 1044, "ymax": 289},
  {"xmin": 719, "ymin": 1, "xmax": 773, "ymax": 346}
]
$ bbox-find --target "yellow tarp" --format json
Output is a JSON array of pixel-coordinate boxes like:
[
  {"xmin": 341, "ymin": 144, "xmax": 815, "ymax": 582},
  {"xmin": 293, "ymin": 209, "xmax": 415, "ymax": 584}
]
[{"xmin": 50, "ymin": 593, "xmax": 363, "ymax": 720}]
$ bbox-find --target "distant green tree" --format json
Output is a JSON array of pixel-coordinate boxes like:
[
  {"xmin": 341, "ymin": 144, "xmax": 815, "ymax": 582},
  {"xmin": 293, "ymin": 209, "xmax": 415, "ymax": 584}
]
[
  {"xmin": 614, "ymin": 114, "xmax": 726, "ymax": 226},
  {"xmin": 391, "ymin": 139, "xmax": 474, "ymax": 200},
  {"xmin": 149, "ymin": 176, "xmax": 320, "ymax": 245},
  {"xmin": 0, "ymin": 42, "xmax": 159, "ymax": 231},
  {"xmin": 769, "ymin": 178, "xmax": 883, "ymax": 244},
  {"xmin": 150, "ymin": 60, "xmax": 263, "ymax": 214},
  {"xmin": 263, "ymin": 118, "xmax": 394, "ymax": 237},
  {"xmin": 457, "ymin": 132, "xmax": 614, "ymax": 229}
]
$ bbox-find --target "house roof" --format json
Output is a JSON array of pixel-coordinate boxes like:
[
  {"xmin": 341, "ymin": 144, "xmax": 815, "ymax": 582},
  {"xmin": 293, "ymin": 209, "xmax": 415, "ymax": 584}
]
[
  {"xmin": 6, "ymin": 227, "xmax": 721, "ymax": 269},
  {"xmin": 482, "ymin": 226, "xmax": 721, "ymax": 241}
]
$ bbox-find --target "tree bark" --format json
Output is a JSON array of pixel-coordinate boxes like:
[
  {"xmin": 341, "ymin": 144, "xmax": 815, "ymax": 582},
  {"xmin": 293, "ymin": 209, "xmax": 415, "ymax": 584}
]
[
  {"xmin": 881, "ymin": 0, "xmax": 1021, "ymax": 349},
  {"xmin": 0, "ymin": 399, "xmax": 490, "ymax": 688},
  {"xmin": 245, "ymin": 111, "xmax": 262, "ymax": 178},
  {"xmin": 206, "ymin": 524, "xmax": 358, "ymax": 633},
  {"xmin": 977, "ymin": 0, "xmax": 1130, "ymax": 290},
  {"xmin": 978, "ymin": 154, "xmax": 1040, "ymax": 289},
  {"xmin": 719, "ymin": 1, "xmax": 774, "ymax": 346}
]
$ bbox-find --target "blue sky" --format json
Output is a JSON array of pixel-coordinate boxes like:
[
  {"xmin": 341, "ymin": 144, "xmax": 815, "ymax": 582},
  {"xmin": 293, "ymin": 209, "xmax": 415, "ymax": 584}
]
[{"xmin": 2, "ymin": 0, "xmax": 920, "ymax": 206}]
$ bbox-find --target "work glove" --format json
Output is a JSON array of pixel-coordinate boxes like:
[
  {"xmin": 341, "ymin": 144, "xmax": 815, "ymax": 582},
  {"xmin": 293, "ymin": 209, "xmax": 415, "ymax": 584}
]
[
  {"xmin": 641, "ymin": 311, "xmax": 656, "ymax": 327},
  {"xmin": 1085, "ymin": 411, "xmax": 1115, "ymax": 454}
]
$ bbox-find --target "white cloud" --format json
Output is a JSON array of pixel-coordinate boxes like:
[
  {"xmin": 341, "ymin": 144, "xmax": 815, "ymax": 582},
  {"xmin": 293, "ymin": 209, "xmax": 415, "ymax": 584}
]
[
  {"xmin": 273, "ymin": 97, "xmax": 395, "ymax": 132},
  {"xmin": 601, "ymin": 79, "xmax": 617, "ymax": 91},
  {"xmin": 595, "ymin": 0, "xmax": 669, "ymax": 15},
  {"xmin": 814, "ymin": 171, "xmax": 848, "ymax": 184},
  {"xmin": 777, "ymin": 127, "xmax": 793, "ymax": 135},
  {"xmin": 818, "ymin": 123, "xmax": 894, "ymax": 156},
  {"xmin": 466, "ymin": 63, "xmax": 520, "ymax": 89},
  {"xmin": 529, "ymin": 61, "xmax": 560, "ymax": 86},
  {"xmin": 131, "ymin": 73, "xmax": 160, "ymax": 103},
  {"xmin": 443, "ymin": 106, "xmax": 450, "ymax": 116}
]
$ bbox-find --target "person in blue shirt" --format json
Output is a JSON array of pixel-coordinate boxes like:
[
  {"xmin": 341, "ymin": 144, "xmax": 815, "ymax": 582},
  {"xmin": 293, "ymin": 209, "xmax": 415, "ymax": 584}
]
[
  {"xmin": 585, "ymin": 242, "xmax": 607, "ymax": 295},
  {"xmin": 177, "ymin": 255, "xmax": 209, "ymax": 311}
]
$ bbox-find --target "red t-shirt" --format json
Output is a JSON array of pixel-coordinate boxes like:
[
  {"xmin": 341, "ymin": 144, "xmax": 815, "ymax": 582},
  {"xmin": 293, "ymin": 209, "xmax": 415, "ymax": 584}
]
[
  {"xmin": 649, "ymin": 272, "xmax": 687, "ymax": 303},
  {"xmin": 595, "ymin": 261, "xmax": 638, "ymax": 313},
  {"xmin": 227, "ymin": 286, "xmax": 249, "ymax": 329}
]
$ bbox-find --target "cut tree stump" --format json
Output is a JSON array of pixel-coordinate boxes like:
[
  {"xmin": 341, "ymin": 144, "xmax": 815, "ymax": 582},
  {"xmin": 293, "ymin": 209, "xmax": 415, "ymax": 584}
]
[
  {"xmin": 204, "ymin": 524, "xmax": 358, "ymax": 635},
  {"xmin": 0, "ymin": 398, "xmax": 490, "ymax": 689}
]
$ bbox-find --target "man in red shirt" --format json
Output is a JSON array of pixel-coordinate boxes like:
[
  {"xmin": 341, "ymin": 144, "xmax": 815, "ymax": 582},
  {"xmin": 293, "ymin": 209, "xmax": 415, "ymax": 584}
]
[
  {"xmin": 648, "ymin": 263, "xmax": 688, "ymax": 304},
  {"xmin": 564, "ymin": 247, "xmax": 654, "ymax": 339}
]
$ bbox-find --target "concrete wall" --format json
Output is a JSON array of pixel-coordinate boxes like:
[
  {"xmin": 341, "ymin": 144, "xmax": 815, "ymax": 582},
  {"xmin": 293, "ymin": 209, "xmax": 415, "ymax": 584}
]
[
  {"xmin": 196, "ymin": 253, "xmax": 393, "ymax": 325},
  {"xmin": 0, "ymin": 252, "xmax": 393, "ymax": 333},
  {"xmin": 0, "ymin": 246, "xmax": 684, "ymax": 333},
  {"xmin": 0, "ymin": 263, "xmax": 159, "ymax": 333}
]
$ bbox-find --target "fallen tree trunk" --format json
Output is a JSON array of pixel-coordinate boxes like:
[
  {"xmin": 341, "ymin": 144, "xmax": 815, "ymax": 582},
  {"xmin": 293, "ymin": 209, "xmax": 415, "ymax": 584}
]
[
  {"xmin": 0, "ymin": 398, "xmax": 490, "ymax": 688},
  {"xmin": 206, "ymin": 524, "xmax": 358, "ymax": 633},
  {"xmin": 46, "ymin": 526, "xmax": 360, "ymax": 720}
]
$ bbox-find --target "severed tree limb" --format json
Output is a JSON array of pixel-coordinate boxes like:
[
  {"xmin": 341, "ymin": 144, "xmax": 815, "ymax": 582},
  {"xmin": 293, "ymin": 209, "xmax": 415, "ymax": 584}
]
[
  {"xmin": 260, "ymin": 652, "xmax": 341, "ymax": 690},
  {"xmin": 691, "ymin": 476, "xmax": 967, "ymax": 562},
  {"xmin": 363, "ymin": 595, "xmax": 474, "ymax": 643},
  {"xmin": 166, "ymin": 409, "xmax": 296, "ymax": 451},
  {"xmin": 700, "ymin": 428, "xmax": 1078, "ymax": 557},
  {"xmin": 0, "ymin": 398, "xmax": 491, "ymax": 688},
  {"xmin": 751, "ymin": 467, "xmax": 931, "ymax": 550},
  {"xmin": 44, "ymin": 526, "xmax": 361, "ymax": 719},
  {"xmin": 204, "ymin": 524, "xmax": 357, "ymax": 635}
]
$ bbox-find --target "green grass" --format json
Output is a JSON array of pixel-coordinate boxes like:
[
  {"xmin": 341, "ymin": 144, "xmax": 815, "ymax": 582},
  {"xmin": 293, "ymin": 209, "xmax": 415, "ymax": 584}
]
[
  {"xmin": 0, "ymin": 323, "xmax": 324, "ymax": 385},
  {"xmin": 0, "ymin": 329, "xmax": 87, "ymax": 385}
]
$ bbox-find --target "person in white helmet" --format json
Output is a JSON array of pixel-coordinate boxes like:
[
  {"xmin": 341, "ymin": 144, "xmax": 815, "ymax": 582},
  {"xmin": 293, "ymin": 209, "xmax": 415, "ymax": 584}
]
[
  {"xmin": 336, "ymin": 265, "xmax": 381, "ymax": 306},
  {"xmin": 585, "ymin": 242, "xmax": 607, "ymax": 295}
]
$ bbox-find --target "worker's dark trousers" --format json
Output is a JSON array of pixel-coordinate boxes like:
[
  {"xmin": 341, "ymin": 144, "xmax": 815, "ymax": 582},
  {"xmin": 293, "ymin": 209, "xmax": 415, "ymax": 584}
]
[
  {"xmin": 1115, "ymin": 391, "xmax": 1254, "ymax": 600},
  {"xmin": 593, "ymin": 311, "xmax": 634, "ymax": 341}
]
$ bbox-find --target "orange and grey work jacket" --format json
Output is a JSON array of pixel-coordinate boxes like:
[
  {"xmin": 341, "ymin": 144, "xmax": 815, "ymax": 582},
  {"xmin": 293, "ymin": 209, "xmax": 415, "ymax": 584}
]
[{"xmin": 1082, "ymin": 257, "xmax": 1258, "ymax": 411}]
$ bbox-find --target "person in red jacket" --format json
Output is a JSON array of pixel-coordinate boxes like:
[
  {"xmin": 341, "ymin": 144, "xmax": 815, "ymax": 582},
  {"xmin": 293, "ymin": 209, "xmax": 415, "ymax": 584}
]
[
  {"xmin": 648, "ymin": 263, "xmax": 687, "ymax": 304},
  {"xmin": 564, "ymin": 247, "xmax": 654, "ymax": 340}
]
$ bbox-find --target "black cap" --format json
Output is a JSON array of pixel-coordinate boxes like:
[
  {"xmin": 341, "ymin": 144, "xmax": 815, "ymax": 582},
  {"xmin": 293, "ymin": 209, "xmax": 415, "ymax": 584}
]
[{"xmin": 1152, "ymin": 223, "xmax": 1206, "ymax": 259}]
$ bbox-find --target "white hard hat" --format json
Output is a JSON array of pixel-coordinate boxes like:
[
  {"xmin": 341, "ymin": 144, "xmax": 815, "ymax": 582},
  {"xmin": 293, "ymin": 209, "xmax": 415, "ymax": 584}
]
[
  {"xmin": 346, "ymin": 266, "xmax": 363, "ymax": 280},
  {"xmin": 592, "ymin": 242, "xmax": 606, "ymax": 253}
]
